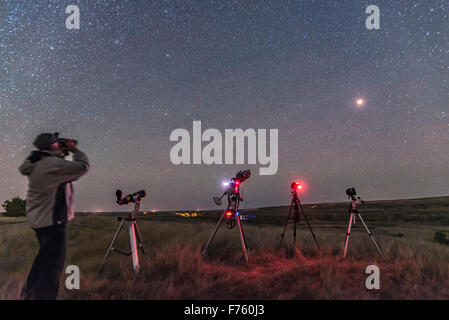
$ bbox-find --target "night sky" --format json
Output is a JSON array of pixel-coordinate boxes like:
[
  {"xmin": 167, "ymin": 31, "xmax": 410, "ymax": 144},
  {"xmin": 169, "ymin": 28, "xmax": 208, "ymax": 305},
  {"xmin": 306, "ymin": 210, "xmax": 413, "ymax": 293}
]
[{"xmin": 1, "ymin": 0, "xmax": 448, "ymax": 212}]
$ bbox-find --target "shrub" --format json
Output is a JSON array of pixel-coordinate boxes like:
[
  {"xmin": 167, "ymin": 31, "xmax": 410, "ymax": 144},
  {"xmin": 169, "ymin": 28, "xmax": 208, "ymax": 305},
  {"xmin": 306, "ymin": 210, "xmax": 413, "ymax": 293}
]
[
  {"xmin": 1, "ymin": 197, "xmax": 26, "ymax": 217},
  {"xmin": 434, "ymin": 232, "xmax": 449, "ymax": 245}
]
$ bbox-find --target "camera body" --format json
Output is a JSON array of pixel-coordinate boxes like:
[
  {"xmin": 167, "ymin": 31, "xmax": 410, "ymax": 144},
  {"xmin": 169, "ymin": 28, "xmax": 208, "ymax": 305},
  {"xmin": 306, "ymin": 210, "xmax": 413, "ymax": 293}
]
[{"xmin": 346, "ymin": 187, "xmax": 357, "ymax": 199}]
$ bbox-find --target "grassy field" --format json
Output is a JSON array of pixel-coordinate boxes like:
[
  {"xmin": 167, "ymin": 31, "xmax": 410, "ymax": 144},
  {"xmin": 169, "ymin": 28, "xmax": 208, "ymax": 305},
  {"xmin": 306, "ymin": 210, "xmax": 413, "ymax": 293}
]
[{"xmin": 0, "ymin": 197, "xmax": 448, "ymax": 300}]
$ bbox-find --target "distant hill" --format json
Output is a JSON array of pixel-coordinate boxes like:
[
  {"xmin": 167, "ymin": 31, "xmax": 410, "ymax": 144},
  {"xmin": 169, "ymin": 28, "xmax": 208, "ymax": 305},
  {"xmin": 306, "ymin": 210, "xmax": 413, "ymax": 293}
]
[{"xmin": 87, "ymin": 196, "xmax": 449, "ymax": 226}]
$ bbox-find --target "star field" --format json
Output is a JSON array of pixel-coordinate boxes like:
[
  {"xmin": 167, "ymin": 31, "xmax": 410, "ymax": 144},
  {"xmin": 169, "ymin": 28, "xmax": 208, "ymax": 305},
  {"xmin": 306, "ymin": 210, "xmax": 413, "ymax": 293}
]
[{"xmin": 0, "ymin": 0, "xmax": 448, "ymax": 211}]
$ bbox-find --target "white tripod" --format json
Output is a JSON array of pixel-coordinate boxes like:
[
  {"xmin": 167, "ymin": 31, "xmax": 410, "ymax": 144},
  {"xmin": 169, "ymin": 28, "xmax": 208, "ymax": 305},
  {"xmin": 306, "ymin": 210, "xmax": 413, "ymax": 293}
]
[
  {"xmin": 343, "ymin": 195, "xmax": 383, "ymax": 258},
  {"xmin": 102, "ymin": 190, "xmax": 146, "ymax": 273}
]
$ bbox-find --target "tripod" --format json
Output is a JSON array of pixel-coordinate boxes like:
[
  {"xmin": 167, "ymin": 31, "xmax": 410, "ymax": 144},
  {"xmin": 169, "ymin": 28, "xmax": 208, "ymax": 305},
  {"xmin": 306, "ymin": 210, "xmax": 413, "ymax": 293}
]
[
  {"xmin": 102, "ymin": 191, "xmax": 146, "ymax": 273},
  {"xmin": 343, "ymin": 196, "xmax": 383, "ymax": 258},
  {"xmin": 279, "ymin": 188, "xmax": 320, "ymax": 252},
  {"xmin": 202, "ymin": 186, "xmax": 249, "ymax": 263}
]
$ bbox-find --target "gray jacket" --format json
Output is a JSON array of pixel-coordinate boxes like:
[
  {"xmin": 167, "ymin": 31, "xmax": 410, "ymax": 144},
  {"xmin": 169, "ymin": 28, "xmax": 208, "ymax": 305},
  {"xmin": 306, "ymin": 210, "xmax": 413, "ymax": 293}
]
[{"xmin": 19, "ymin": 150, "xmax": 89, "ymax": 229}]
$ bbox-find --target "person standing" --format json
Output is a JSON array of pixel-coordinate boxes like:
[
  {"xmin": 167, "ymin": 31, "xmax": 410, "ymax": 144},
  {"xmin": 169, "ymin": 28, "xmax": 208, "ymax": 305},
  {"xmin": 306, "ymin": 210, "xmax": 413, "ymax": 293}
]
[{"xmin": 19, "ymin": 133, "xmax": 89, "ymax": 300}]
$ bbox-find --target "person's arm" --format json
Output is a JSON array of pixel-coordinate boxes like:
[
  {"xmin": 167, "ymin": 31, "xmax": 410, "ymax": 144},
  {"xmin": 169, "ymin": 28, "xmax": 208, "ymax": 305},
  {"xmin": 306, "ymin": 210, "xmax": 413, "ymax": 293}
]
[{"xmin": 51, "ymin": 150, "xmax": 89, "ymax": 183}]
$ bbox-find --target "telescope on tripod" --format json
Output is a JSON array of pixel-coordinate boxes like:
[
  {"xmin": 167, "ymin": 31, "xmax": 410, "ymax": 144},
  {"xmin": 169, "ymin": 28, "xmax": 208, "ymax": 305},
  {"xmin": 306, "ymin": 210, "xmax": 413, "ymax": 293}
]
[
  {"xmin": 102, "ymin": 190, "xmax": 147, "ymax": 273},
  {"xmin": 343, "ymin": 187, "xmax": 383, "ymax": 258},
  {"xmin": 279, "ymin": 182, "xmax": 320, "ymax": 253},
  {"xmin": 202, "ymin": 169, "xmax": 251, "ymax": 263}
]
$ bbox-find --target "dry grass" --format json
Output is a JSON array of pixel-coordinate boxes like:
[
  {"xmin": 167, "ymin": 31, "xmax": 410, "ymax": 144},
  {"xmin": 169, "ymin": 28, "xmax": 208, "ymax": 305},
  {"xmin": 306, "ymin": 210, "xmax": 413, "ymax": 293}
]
[{"xmin": 0, "ymin": 215, "xmax": 448, "ymax": 300}]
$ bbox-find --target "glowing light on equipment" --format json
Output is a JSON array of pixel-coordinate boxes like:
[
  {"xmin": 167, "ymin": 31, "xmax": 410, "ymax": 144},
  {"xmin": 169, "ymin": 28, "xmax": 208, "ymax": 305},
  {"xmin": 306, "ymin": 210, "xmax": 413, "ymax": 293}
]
[
  {"xmin": 226, "ymin": 211, "xmax": 233, "ymax": 218},
  {"xmin": 291, "ymin": 181, "xmax": 305, "ymax": 193}
]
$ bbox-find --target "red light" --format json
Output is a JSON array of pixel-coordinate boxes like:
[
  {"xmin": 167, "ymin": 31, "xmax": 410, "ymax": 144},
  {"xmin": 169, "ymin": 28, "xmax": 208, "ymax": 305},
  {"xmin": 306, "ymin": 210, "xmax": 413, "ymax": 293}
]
[
  {"xmin": 292, "ymin": 181, "xmax": 306, "ymax": 193},
  {"xmin": 236, "ymin": 180, "xmax": 240, "ymax": 185},
  {"xmin": 226, "ymin": 211, "xmax": 233, "ymax": 218}
]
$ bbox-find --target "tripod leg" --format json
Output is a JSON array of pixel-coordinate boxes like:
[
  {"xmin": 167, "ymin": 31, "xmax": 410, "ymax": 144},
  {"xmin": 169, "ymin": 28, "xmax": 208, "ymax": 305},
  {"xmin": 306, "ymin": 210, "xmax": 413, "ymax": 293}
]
[
  {"xmin": 357, "ymin": 214, "xmax": 384, "ymax": 257},
  {"xmin": 103, "ymin": 219, "xmax": 125, "ymax": 264},
  {"xmin": 134, "ymin": 222, "xmax": 145, "ymax": 255},
  {"xmin": 343, "ymin": 213, "xmax": 354, "ymax": 258},
  {"xmin": 279, "ymin": 201, "xmax": 294, "ymax": 249},
  {"xmin": 298, "ymin": 201, "xmax": 320, "ymax": 250},
  {"xmin": 202, "ymin": 211, "xmax": 226, "ymax": 255},
  {"xmin": 293, "ymin": 214, "xmax": 297, "ymax": 249},
  {"xmin": 129, "ymin": 222, "xmax": 140, "ymax": 273},
  {"xmin": 236, "ymin": 214, "xmax": 249, "ymax": 263}
]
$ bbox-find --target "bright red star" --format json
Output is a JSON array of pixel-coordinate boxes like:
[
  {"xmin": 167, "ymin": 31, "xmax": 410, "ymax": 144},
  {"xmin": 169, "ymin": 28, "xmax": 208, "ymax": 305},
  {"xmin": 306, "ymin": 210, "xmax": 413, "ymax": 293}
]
[{"xmin": 356, "ymin": 98, "xmax": 365, "ymax": 107}]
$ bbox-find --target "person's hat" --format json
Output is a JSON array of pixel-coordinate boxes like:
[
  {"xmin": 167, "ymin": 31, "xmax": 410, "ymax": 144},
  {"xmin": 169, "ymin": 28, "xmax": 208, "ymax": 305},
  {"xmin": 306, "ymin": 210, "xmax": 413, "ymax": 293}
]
[{"xmin": 33, "ymin": 132, "xmax": 59, "ymax": 150}]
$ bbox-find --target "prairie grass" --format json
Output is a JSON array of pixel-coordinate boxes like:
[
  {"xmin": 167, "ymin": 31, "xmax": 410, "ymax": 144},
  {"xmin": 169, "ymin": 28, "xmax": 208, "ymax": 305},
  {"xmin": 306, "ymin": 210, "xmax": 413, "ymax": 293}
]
[{"xmin": 0, "ymin": 214, "xmax": 448, "ymax": 300}]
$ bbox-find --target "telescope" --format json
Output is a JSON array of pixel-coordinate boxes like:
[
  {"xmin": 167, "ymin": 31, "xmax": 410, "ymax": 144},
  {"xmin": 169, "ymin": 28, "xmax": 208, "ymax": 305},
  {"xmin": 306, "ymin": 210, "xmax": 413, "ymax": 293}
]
[
  {"xmin": 116, "ymin": 190, "xmax": 146, "ymax": 205},
  {"xmin": 213, "ymin": 170, "xmax": 251, "ymax": 206},
  {"xmin": 103, "ymin": 189, "xmax": 147, "ymax": 273},
  {"xmin": 235, "ymin": 169, "xmax": 251, "ymax": 183},
  {"xmin": 203, "ymin": 169, "xmax": 251, "ymax": 263}
]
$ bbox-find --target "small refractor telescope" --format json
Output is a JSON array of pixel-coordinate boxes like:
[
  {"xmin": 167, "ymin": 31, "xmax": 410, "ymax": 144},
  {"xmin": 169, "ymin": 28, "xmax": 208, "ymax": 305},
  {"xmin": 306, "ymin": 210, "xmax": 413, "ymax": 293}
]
[
  {"xmin": 116, "ymin": 190, "xmax": 146, "ymax": 205},
  {"xmin": 203, "ymin": 169, "xmax": 251, "ymax": 263},
  {"xmin": 102, "ymin": 189, "xmax": 147, "ymax": 273}
]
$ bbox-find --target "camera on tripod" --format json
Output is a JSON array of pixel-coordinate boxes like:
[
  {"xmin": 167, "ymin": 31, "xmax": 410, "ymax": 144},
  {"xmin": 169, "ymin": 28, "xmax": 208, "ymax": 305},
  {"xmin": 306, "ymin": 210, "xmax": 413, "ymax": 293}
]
[
  {"xmin": 291, "ymin": 182, "xmax": 303, "ymax": 192},
  {"xmin": 346, "ymin": 187, "xmax": 357, "ymax": 199},
  {"xmin": 343, "ymin": 186, "xmax": 383, "ymax": 258}
]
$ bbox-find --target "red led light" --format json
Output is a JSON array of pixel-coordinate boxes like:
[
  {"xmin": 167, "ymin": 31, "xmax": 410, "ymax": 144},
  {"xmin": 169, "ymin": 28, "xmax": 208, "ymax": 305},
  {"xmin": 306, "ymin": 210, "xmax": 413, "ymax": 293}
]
[
  {"xmin": 226, "ymin": 211, "xmax": 233, "ymax": 218},
  {"xmin": 292, "ymin": 181, "xmax": 306, "ymax": 193}
]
